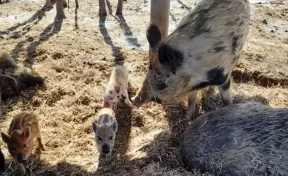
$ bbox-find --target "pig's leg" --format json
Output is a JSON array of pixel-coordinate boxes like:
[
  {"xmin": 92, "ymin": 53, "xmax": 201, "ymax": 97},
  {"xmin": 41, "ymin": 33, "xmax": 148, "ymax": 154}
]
[
  {"xmin": 99, "ymin": 0, "xmax": 107, "ymax": 16},
  {"xmin": 207, "ymin": 86, "xmax": 215, "ymax": 95},
  {"xmin": 45, "ymin": 0, "xmax": 53, "ymax": 9},
  {"xmin": 18, "ymin": 162, "xmax": 25, "ymax": 175},
  {"xmin": 187, "ymin": 90, "xmax": 198, "ymax": 120},
  {"xmin": 123, "ymin": 89, "xmax": 134, "ymax": 108},
  {"xmin": 56, "ymin": 0, "xmax": 66, "ymax": 19},
  {"xmin": 116, "ymin": 0, "xmax": 123, "ymax": 15},
  {"xmin": 217, "ymin": 77, "xmax": 232, "ymax": 106}
]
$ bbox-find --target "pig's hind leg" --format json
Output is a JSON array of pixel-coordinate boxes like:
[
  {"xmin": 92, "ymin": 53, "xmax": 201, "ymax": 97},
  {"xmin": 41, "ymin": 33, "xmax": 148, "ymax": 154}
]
[
  {"xmin": 187, "ymin": 90, "xmax": 198, "ymax": 120},
  {"xmin": 122, "ymin": 89, "xmax": 134, "ymax": 108},
  {"xmin": 35, "ymin": 122, "xmax": 45, "ymax": 153}
]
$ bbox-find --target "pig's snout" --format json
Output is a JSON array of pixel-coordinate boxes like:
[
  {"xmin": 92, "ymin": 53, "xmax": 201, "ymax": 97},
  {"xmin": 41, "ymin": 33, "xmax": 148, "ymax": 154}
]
[
  {"xmin": 102, "ymin": 144, "xmax": 110, "ymax": 154},
  {"xmin": 17, "ymin": 153, "xmax": 27, "ymax": 163}
]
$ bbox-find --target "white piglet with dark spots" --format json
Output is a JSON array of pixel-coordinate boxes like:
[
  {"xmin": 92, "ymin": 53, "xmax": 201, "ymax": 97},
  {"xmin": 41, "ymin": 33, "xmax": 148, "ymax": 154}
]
[
  {"xmin": 132, "ymin": 0, "xmax": 250, "ymax": 119},
  {"xmin": 103, "ymin": 65, "xmax": 133, "ymax": 109}
]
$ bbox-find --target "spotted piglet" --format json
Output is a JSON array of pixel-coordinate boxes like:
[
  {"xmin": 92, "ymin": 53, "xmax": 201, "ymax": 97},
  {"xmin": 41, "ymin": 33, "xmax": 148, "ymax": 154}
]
[{"xmin": 103, "ymin": 65, "xmax": 133, "ymax": 109}]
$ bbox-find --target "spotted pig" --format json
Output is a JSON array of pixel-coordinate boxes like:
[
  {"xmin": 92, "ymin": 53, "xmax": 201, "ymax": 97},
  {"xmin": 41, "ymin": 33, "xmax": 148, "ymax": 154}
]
[{"xmin": 132, "ymin": 0, "xmax": 250, "ymax": 119}]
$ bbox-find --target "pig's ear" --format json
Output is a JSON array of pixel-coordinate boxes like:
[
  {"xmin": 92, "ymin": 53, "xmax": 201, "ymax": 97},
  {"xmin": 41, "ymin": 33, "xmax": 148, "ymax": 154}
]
[
  {"xmin": 110, "ymin": 121, "xmax": 118, "ymax": 133},
  {"xmin": 147, "ymin": 24, "xmax": 162, "ymax": 48},
  {"xmin": 23, "ymin": 128, "xmax": 31, "ymax": 139},
  {"xmin": 1, "ymin": 132, "xmax": 10, "ymax": 144},
  {"xmin": 92, "ymin": 122, "xmax": 100, "ymax": 133}
]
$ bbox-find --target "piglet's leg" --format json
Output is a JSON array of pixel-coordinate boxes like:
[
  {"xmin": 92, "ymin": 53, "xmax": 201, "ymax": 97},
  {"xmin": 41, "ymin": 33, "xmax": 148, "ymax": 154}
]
[
  {"xmin": 123, "ymin": 90, "xmax": 134, "ymax": 108},
  {"xmin": 35, "ymin": 122, "xmax": 45, "ymax": 153}
]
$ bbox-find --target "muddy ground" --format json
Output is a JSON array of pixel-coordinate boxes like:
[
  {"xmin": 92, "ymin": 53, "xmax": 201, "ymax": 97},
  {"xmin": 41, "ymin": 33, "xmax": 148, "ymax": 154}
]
[{"xmin": 0, "ymin": 0, "xmax": 287, "ymax": 175}]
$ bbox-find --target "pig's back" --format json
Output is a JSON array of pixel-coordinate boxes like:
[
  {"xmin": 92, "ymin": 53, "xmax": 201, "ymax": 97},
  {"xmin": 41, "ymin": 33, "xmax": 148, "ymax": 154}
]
[
  {"xmin": 165, "ymin": 0, "xmax": 250, "ymax": 69},
  {"xmin": 8, "ymin": 113, "xmax": 37, "ymax": 134}
]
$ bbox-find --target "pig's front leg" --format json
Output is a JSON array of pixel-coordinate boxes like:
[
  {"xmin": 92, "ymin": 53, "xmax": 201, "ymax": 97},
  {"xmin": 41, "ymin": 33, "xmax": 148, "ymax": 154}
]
[
  {"xmin": 187, "ymin": 90, "xmax": 198, "ymax": 120},
  {"xmin": 217, "ymin": 77, "xmax": 232, "ymax": 106}
]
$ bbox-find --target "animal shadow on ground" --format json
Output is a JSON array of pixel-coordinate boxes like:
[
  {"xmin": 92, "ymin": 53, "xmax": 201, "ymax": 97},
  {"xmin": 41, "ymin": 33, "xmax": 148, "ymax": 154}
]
[
  {"xmin": 98, "ymin": 0, "xmax": 141, "ymax": 65},
  {"xmin": 74, "ymin": 3, "xmax": 79, "ymax": 30},
  {"xmin": 0, "ymin": 1, "xmax": 55, "ymax": 59},
  {"xmin": 1, "ymin": 156, "xmax": 93, "ymax": 176},
  {"xmin": 24, "ymin": 18, "xmax": 63, "ymax": 68}
]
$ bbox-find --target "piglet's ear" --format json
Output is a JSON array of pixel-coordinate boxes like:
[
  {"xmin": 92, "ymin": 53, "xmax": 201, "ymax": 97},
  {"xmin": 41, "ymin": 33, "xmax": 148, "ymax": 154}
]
[
  {"xmin": 92, "ymin": 122, "xmax": 100, "ymax": 133},
  {"xmin": 1, "ymin": 132, "xmax": 10, "ymax": 144},
  {"xmin": 111, "ymin": 121, "xmax": 118, "ymax": 133},
  {"xmin": 147, "ymin": 24, "xmax": 162, "ymax": 48},
  {"xmin": 23, "ymin": 128, "xmax": 31, "ymax": 139}
]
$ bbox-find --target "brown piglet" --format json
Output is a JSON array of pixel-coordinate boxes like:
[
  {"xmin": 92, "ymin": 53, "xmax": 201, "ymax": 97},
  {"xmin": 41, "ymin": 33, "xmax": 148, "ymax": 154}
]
[{"xmin": 1, "ymin": 112, "xmax": 44, "ymax": 175}]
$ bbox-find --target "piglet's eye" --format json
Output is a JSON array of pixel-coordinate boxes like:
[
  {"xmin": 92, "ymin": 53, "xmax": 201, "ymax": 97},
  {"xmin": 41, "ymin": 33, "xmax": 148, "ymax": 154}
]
[
  {"xmin": 23, "ymin": 144, "xmax": 28, "ymax": 149},
  {"xmin": 11, "ymin": 147, "xmax": 16, "ymax": 151},
  {"xmin": 109, "ymin": 136, "xmax": 113, "ymax": 140},
  {"xmin": 98, "ymin": 137, "xmax": 102, "ymax": 141}
]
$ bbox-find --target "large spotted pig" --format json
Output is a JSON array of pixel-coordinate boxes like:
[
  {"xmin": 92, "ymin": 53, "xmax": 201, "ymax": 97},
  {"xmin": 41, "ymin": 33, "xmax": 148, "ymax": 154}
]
[
  {"xmin": 132, "ymin": 0, "xmax": 250, "ymax": 119},
  {"xmin": 181, "ymin": 101, "xmax": 288, "ymax": 175}
]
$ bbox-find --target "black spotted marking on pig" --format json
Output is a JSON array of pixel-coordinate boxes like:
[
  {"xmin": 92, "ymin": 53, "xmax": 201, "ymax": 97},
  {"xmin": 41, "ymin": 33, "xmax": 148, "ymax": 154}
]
[
  {"xmin": 109, "ymin": 91, "xmax": 112, "ymax": 94},
  {"xmin": 147, "ymin": 24, "xmax": 162, "ymax": 48},
  {"xmin": 221, "ymin": 79, "xmax": 231, "ymax": 90},
  {"xmin": 121, "ymin": 95, "xmax": 126, "ymax": 100},
  {"xmin": 191, "ymin": 67, "xmax": 228, "ymax": 91},
  {"xmin": 214, "ymin": 46, "xmax": 226, "ymax": 53},
  {"xmin": 189, "ymin": 9, "xmax": 211, "ymax": 39},
  {"xmin": 207, "ymin": 67, "xmax": 228, "ymax": 85},
  {"xmin": 115, "ymin": 86, "xmax": 120, "ymax": 94},
  {"xmin": 191, "ymin": 82, "xmax": 210, "ymax": 90},
  {"xmin": 158, "ymin": 43, "xmax": 184, "ymax": 75},
  {"xmin": 232, "ymin": 36, "xmax": 239, "ymax": 53}
]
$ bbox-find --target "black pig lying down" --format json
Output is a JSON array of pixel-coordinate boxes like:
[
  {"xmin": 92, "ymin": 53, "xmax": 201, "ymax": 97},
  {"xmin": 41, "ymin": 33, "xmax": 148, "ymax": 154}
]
[
  {"xmin": 181, "ymin": 101, "xmax": 288, "ymax": 175},
  {"xmin": 0, "ymin": 50, "xmax": 44, "ymax": 99},
  {"xmin": 132, "ymin": 0, "xmax": 251, "ymax": 119}
]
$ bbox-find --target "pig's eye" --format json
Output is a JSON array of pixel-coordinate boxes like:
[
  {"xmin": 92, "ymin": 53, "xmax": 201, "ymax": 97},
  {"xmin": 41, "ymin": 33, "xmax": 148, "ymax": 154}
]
[
  {"xmin": 23, "ymin": 144, "xmax": 28, "ymax": 149},
  {"xmin": 98, "ymin": 137, "xmax": 102, "ymax": 142},
  {"xmin": 11, "ymin": 147, "xmax": 16, "ymax": 151},
  {"xmin": 109, "ymin": 136, "xmax": 113, "ymax": 140}
]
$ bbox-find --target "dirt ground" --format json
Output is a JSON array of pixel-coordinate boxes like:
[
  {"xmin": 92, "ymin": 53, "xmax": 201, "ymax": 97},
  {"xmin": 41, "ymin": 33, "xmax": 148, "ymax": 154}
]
[{"xmin": 0, "ymin": 0, "xmax": 287, "ymax": 175}]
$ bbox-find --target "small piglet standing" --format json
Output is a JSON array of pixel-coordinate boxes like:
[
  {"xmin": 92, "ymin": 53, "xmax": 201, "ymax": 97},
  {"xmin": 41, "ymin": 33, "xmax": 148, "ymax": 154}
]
[
  {"xmin": 92, "ymin": 108, "xmax": 118, "ymax": 159},
  {"xmin": 1, "ymin": 112, "xmax": 44, "ymax": 175},
  {"xmin": 103, "ymin": 65, "xmax": 133, "ymax": 109}
]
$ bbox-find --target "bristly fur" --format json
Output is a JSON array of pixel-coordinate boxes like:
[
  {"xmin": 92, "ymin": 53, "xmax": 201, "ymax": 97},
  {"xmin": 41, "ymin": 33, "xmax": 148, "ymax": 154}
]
[
  {"xmin": 181, "ymin": 101, "xmax": 288, "ymax": 175},
  {"xmin": 0, "ymin": 50, "xmax": 44, "ymax": 99}
]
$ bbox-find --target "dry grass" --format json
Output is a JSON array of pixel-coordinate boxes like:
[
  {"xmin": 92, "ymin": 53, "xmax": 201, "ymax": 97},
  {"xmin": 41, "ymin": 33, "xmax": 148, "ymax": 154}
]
[{"xmin": 0, "ymin": 0, "xmax": 287, "ymax": 175}]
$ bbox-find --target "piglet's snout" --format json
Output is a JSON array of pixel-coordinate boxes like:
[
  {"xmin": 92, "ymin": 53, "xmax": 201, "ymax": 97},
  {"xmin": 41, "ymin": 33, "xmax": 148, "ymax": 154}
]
[
  {"xmin": 102, "ymin": 144, "xmax": 110, "ymax": 154},
  {"xmin": 17, "ymin": 153, "xmax": 27, "ymax": 163}
]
